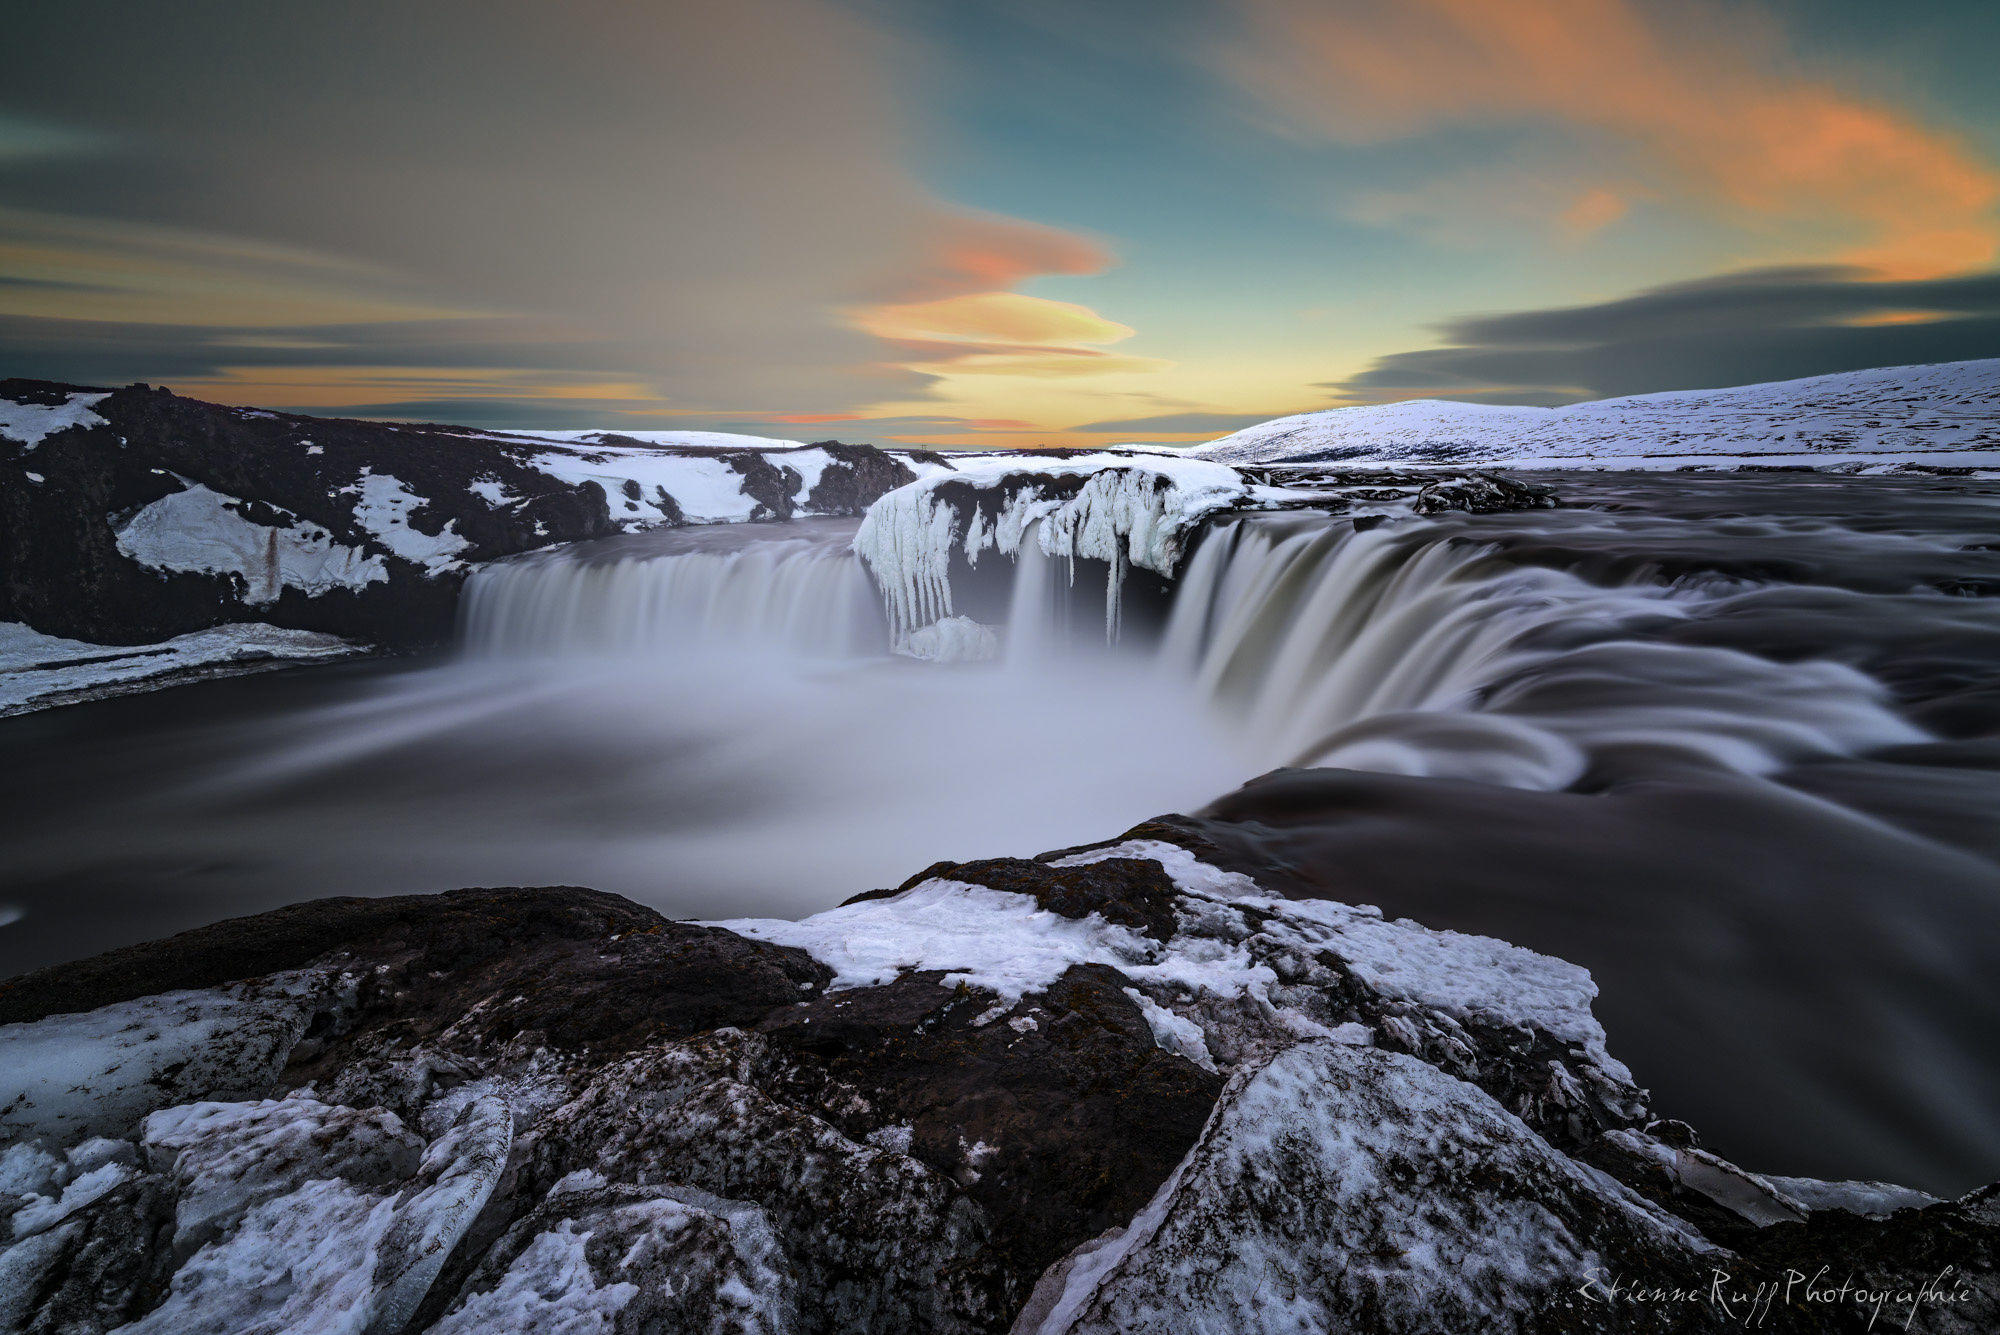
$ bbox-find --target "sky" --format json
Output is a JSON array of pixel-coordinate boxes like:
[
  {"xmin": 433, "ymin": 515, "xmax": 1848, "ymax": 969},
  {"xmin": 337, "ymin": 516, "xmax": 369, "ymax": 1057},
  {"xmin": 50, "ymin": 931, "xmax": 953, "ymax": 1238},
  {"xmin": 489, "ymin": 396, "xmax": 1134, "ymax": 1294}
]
[{"xmin": 2, "ymin": 0, "xmax": 1997, "ymax": 448}]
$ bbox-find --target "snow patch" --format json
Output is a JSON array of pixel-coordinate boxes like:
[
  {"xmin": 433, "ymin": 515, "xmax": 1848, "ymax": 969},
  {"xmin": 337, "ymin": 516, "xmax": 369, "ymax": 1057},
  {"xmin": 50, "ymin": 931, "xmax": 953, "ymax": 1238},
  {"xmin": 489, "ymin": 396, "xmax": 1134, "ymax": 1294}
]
[
  {"xmin": 468, "ymin": 476, "xmax": 516, "ymax": 506},
  {"xmin": 0, "ymin": 391, "xmax": 109, "ymax": 450},
  {"xmin": 713, "ymin": 881, "xmax": 1154, "ymax": 1004},
  {"xmin": 344, "ymin": 469, "xmax": 471, "ymax": 575},
  {"xmin": 114, "ymin": 482, "xmax": 387, "ymax": 601}
]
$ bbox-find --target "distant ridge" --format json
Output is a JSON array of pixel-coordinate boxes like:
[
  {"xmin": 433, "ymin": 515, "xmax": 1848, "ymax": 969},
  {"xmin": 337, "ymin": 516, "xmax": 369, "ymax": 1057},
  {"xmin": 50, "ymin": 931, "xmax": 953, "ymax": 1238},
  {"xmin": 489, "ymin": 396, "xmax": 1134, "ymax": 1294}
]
[{"xmin": 1194, "ymin": 360, "xmax": 2000, "ymax": 470}]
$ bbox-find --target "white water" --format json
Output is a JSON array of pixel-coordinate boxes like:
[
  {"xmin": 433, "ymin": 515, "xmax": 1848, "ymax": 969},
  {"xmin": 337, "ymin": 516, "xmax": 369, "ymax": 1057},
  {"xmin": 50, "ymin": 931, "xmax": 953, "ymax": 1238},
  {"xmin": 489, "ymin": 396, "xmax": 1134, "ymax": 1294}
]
[
  {"xmin": 460, "ymin": 528, "xmax": 884, "ymax": 659},
  {"xmin": 9, "ymin": 501, "xmax": 1915, "ymax": 939},
  {"xmin": 453, "ymin": 512, "xmax": 1926, "ymax": 799},
  {"xmin": 1158, "ymin": 515, "xmax": 1924, "ymax": 787}
]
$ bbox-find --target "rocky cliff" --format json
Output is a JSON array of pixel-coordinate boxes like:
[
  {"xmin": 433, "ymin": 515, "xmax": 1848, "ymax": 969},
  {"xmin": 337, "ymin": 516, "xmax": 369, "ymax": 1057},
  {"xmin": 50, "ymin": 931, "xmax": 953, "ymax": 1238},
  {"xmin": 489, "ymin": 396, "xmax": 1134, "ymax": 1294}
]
[{"xmin": 0, "ymin": 381, "xmax": 919, "ymax": 650}]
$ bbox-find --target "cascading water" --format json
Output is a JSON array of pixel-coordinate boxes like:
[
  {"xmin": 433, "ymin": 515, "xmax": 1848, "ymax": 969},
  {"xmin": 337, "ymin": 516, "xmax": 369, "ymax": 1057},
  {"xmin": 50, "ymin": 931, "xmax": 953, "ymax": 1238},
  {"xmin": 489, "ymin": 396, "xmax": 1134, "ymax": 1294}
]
[
  {"xmin": 456, "ymin": 507, "xmax": 1926, "ymax": 794},
  {"xmin": 1151, "ymin": 514, "xmax": 1924, "ymax": 787},
  {"xmin": 460, "ymin": 522, "xmax": 886, "ymax": 659}
]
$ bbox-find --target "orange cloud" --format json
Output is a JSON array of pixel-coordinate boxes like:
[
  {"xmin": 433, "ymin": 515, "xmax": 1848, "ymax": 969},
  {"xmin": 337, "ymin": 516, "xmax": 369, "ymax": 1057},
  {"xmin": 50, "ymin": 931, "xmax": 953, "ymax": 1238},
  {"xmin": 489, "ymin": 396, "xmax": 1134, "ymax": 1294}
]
[
  {"xmin": 1559, "ymin": 186, "xmax": 1630, "ymax": 237},
  {"xmin": 851, "ymin": 245, "xmax": 1164, "ymax": 392},
  {"xmin": 1840, "ymin": 309, "xmax": 1947, "ymax": 328},
  {"xmin": 1228, "ymin": 0, "xmax": 2000, "ymax": 277},
  {"xmin": 926, "ymin": 351, "xmax": 1169, "ymax": 379},
  {"xmin": 877, "ymin": 211, "xmax": 1113, "ymax": 305},
  {"xmin": 855, "ymin": 292, "xmax": 1135, "ymax": 348}
]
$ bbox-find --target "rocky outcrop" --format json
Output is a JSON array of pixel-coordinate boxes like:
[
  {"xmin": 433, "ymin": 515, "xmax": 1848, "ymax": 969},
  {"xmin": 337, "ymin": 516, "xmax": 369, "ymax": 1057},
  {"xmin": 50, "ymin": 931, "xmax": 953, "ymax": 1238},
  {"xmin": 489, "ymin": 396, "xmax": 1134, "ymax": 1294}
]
[
  {"xmin": 0, "ymin": 381, "xmax": 919, "ymax": 649},
  {"xmin": 1, "ymin": 838, "xmax": 1993, "ymax": 1333}
]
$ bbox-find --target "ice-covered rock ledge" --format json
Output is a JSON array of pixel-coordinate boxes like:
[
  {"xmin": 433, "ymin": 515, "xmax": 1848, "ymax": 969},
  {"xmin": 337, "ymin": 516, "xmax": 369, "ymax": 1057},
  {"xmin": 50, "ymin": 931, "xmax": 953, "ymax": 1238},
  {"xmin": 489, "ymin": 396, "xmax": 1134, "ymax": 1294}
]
[
  {"xmin": 1, "ymin": 836, "xmax": 1990, "ymax": 1333},
  {"xmin": 851, "ymin": 449, "xmax": 1555, "ymax": 646},
  {"xmin": 0, "ymin": 620, "xmax": 362, "ymax": 717}
]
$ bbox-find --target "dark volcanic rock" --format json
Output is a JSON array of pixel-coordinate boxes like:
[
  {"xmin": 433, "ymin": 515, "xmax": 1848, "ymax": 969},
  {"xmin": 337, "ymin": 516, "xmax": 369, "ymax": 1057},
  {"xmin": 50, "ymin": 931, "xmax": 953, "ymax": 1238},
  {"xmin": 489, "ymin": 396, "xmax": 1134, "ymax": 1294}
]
[
  {"xmin": 2, "ymin": 865, "xmax": 1993, "ymax": 1335},
  {"xmin": 1412, "ymin": 470, "xmax": 1560, "ymax": 515},
  {"xmin": 759, "ymin": 964, "xmax": 1221, "ymax": 1293},
  {"xmin": 0, "ymin": 885, "xmax": 669, "ymax": 1026},
  {"xmin": 852, "ymin": 855, "xmax": 1183, "ymax": 941},
  {"xmin": 804, "ymin": 441, "xmax": 930, "ymax": 516},
  {"xmin": 0, "ymin": 380, "xmax": 917, "ymax": 650}
]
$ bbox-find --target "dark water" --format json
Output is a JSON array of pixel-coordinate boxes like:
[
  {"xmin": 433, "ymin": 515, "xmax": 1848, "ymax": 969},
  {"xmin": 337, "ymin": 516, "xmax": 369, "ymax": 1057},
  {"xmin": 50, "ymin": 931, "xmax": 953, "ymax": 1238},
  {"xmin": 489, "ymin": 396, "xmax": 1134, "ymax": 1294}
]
[{"xmin": 2, "ymin": 472, "xmax": 1997, "ymax": 1195}]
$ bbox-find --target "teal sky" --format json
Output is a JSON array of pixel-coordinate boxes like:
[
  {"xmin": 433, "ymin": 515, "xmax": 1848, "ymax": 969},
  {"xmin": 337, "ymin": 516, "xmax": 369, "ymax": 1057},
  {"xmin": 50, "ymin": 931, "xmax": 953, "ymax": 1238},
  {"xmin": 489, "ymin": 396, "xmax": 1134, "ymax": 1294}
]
[{"xmin": 2, "ymin": 0, "xmax": 1997, "ymax": 446}]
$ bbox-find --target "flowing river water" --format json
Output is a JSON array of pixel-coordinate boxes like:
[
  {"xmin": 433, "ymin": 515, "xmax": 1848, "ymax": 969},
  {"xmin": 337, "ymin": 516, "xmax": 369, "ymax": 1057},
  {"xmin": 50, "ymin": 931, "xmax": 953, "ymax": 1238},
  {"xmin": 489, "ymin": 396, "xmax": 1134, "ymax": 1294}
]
[{"xmin": 1, "ymin": 471, "xmax": 1997, "ymax": 1194}]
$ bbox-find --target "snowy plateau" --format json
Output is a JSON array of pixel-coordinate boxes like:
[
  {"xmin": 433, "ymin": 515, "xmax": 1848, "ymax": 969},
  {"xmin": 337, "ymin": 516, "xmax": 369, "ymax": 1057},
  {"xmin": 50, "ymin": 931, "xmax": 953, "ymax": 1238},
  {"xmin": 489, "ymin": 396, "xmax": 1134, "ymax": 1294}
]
[{"xmin": 1197, "ymin": 359, "xmax": 2000, "ymax": 470}]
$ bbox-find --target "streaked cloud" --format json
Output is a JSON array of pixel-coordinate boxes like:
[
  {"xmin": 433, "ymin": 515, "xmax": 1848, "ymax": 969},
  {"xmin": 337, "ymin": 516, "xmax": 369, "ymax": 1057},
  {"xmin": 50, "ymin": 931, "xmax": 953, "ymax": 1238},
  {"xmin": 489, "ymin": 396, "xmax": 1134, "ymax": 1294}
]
[
  {"xmin": 0, "ymin": 0, "xmax": 1122, "ymax": 430},
  {"xmin": 1225, "ymin": 0, "xmax": 2000, "ymax": 276},
  {"xmin": 857, "ymin": 293, "xmax": 1134, "ymax": 349},
  {"xmin": 4, "ymin": 0, "xmax": 1997, "ymax": 444},
  {"xmin": 1329, "ymin": 265, "xmax": 2000, "ymax": 402}
]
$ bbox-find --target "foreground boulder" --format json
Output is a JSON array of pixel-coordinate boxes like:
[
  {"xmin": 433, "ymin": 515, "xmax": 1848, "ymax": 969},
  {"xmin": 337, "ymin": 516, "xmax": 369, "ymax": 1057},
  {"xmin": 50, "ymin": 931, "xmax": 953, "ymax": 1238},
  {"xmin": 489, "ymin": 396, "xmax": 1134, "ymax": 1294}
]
[{"xmin": 0, "ymin": 836, "xmax": 1992, "ymax": 1333}]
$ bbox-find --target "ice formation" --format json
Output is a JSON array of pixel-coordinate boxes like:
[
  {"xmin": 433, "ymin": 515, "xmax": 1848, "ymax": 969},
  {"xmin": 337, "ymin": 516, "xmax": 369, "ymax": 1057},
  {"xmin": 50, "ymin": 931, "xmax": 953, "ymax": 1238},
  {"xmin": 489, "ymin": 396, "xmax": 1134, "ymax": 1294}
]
[
  {"xmin": 0, "ymin": 621, "xmax": 359, "ymax": 715},
  {"xmin": 898, "ymin": 615, "xmax": 999, "ymax": 663},
  {"xmin": 850, "ymin": 453, "xmax": 1254, "ymax": 646}
]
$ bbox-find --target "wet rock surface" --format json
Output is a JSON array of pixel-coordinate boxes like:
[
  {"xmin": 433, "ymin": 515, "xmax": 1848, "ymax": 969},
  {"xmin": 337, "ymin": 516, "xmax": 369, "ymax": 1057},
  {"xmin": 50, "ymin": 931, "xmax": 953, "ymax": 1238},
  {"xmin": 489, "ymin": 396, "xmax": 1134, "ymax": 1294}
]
[{"xmin": 2, "ymin": 837, "xmax": 1992, "ymax": 1333}]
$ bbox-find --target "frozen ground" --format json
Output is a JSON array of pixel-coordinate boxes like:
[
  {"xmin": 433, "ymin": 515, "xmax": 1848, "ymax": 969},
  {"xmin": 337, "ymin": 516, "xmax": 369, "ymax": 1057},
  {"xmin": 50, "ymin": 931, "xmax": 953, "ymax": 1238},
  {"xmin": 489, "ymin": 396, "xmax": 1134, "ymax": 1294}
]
[
  {"xmin": 1197, "ymin": 359, "xmax": 2000, "ymax": 470},
  {"xmin": 0, "ymin": 623, "xmax": 360, "ymax": 717}
]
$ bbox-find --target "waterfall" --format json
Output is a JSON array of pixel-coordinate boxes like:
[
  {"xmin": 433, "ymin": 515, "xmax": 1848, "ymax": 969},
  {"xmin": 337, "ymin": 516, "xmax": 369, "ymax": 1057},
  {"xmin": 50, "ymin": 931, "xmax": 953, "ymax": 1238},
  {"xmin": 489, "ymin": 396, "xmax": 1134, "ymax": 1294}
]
[
  {"xmin": 461, "ymin": 531, "xmax": 885, "ymax": 659},
  {"xmin": 1154, "ymin": 513, "xmax": 1925, "ymax": 785},
  {"xmin": 455, "ymin": 507, "xmax": 1924, "ymax": 792}
]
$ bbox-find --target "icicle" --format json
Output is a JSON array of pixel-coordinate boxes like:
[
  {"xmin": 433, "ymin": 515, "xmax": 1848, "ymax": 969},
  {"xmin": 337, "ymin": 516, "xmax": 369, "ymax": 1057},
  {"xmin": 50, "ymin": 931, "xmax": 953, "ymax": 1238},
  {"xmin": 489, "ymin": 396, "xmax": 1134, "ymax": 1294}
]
[{"xmin": 851, "ymin": 455, "xmax": 1253, "ymax": 651}]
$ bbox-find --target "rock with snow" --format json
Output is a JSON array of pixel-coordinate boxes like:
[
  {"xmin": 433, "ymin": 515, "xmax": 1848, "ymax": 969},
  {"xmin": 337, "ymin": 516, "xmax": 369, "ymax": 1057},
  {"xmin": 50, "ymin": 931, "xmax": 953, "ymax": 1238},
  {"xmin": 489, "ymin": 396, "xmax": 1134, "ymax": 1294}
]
[
  {"xmin": 1021, "ymin": 1040, "xmax": 1710, "ymax": 1335},
  {"xmin": 0, "ymin": 843, "xmax": 1993, "ymax": 1333},
  {"xmin": 0, "ymin": 380, "xmax": 922, "ymax": 661},
  {"xmin": 0, "ymin": 620, "xmax": 359, "ymax": 717},
  {"xmin": 142, "ymin": 1095, "xmax": 424, "ymax": 1259},
  {"xmin": 1199, "ymin": 360, "xmax": 2000, "ymax": 471},
  {"xmin": 432, "ymin": 1174, "xmax": 797, "ymax": 1335},
  {"xmin": 0, "ymin": 970, "xmax": 344, "ymax": 1146}
]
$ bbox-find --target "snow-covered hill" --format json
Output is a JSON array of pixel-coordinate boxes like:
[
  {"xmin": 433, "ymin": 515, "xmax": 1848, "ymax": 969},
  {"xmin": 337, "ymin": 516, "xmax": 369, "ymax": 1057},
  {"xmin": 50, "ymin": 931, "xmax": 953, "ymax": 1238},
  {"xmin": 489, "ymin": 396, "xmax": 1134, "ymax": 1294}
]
[
  {"xmin": 1196, "ymin": 360, "xmax": 2000, "ymax": 470},
  {"xmin": 0, "ymin": 381, "xmax": 926, "ymax": 658}
]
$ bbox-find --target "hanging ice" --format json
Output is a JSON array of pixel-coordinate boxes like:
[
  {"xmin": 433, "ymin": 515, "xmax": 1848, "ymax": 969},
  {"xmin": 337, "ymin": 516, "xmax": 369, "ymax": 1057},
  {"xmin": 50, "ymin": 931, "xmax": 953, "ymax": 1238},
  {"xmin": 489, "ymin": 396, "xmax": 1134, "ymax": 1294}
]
[{"xmin": 850, "ymin": 453, "xmax": 1255, "ymax": 647}]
